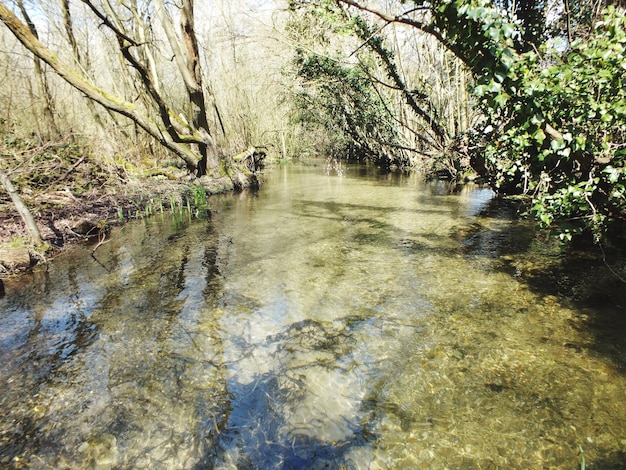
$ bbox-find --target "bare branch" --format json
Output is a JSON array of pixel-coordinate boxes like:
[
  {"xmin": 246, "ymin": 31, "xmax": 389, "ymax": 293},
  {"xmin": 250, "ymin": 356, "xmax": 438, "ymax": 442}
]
[
  {"xmin": 336, "ymin": 0, "xmax": 434, "ymax": 34},
  {"xmin": 153, "ymin": 0, "xmax": 198, "ymax": 94},
  {"xmin": 0, "ymin": 165, "xmax": 43, "ymax": 246},
  {"xmin": 0, "ymin": 2, "xmax": 202, "ymax": 169},
  {"xmin": 81, "ymin": 0, "xmax": 140, "ymax": 46},
  {"xmin": 335, "ymin": 0, "xmax": 470, "ymax": 67}
]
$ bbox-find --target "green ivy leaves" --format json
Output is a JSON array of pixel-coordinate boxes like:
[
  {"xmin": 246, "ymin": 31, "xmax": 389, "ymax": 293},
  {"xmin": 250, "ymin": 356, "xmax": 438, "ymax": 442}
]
[{"xmin": 452, "ymin": 2, "xmax": 626, "ymax": 240}]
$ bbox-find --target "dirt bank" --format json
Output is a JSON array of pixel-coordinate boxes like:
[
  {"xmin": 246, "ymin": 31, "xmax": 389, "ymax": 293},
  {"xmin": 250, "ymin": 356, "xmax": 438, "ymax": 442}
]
[{"xmin": 0, "ymin": 172, "xmax": 259, "ymax": 278}]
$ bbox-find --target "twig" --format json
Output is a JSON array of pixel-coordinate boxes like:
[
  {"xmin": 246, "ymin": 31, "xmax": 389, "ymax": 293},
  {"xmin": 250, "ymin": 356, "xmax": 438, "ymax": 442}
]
[
  {"xmin": 57, "ymin": 155, "xmax": 86, "ymax": 182},
  {"xmin": 91, "ymin": 230, "xmax": 109, "ymax": 255},
  {"xmin": 598, "ymin": 242, "xmax": 626, "ymax": 285}
]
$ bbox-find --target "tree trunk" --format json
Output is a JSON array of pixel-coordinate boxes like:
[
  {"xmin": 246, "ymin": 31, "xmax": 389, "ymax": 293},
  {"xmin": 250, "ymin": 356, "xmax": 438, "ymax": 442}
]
[
  {"xmin": 16, "ymin": 0, "xmax": 59, "ymax": 138},
  {"xmin": 0, "ymin": 166, "xmax": 43, "ymax": 246},
  {"xmin": 155, "ymin": 0, "xmax": 219, "ymax": 176},
  {"xmin": 0, "ymin": 3, "xmax": 202, "ymax": 172}
]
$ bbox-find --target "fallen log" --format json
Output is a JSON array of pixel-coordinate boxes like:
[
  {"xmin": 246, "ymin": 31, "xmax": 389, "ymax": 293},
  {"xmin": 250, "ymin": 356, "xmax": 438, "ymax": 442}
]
[{"xmin": 233, "ymin": 146, "xmax": 266, "ymax": 173}]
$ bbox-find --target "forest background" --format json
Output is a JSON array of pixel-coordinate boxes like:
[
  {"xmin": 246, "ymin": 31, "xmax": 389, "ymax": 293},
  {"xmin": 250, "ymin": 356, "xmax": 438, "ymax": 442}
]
[{"xmin": 0, "ymin": 0, "xmax": 625, "ymax": 263}]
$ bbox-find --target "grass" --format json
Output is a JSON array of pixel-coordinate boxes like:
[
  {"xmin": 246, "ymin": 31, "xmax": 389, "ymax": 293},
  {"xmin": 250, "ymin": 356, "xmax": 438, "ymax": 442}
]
[
  {"xmin": 191, "ymin": 184, "xmax": 207, "ymax": 208},
  {"xmin": 579, "ymin": 445, "xmax": 585, "ymax": 470},
  {"xmin": 5, "ymin": 236, "xmax": 30, "ymax": 249}
]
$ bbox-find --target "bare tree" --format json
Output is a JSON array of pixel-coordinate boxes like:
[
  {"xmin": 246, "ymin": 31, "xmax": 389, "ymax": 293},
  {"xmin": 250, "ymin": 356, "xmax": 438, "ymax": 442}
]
[
  {"xmin": 0, "ymin": 1, "xmax": 218, "ymax": 175},
  {"xmin": 15, "ymin": 0, "xmax": 60, "ymax": 138},
  {"xmin": 60, "ymin": 0, "xmax": 111, "ymax": 143}
]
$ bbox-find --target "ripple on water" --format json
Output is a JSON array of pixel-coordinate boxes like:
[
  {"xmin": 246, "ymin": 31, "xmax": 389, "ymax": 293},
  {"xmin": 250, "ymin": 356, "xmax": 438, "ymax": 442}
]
[{"xmin": 1, "ymin": 165, "xmax": 626, "ymax": 468}]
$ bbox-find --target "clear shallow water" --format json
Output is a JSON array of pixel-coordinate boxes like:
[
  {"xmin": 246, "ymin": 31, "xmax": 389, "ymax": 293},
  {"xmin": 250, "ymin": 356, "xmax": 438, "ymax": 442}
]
[{"xmin": 1, "ymin": 162, "xmax": 626, "ymax": 469}]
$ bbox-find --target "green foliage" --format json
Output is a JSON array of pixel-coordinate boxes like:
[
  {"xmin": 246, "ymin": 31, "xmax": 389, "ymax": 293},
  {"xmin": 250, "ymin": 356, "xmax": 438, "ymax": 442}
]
[
  {"xmin": 473, "ymin": 7, "xmax": 626, "ymax": 240},
  {"xmin": 419, "ymin": 0, "xmax": 626, "ymax": 240},
  {"xmin": 292, "ymin": 43, "xmax": 402, "ymax": 164},
  {"xmin": 431, "ymin": 0, "xmax": 521, "ymax": 90},
  {"xmin": 190, "ymin": 184, "xmax": 207, "ymax": 209},
  {"xmin": 289, "ymin": 1, "xmax": 458, "ymax": 168}
]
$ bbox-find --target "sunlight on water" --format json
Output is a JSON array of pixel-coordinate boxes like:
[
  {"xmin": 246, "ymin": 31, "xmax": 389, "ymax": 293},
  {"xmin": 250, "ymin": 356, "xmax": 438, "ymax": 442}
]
[{"xmin": 1, "ymin": 162, "xmax": 625, "ymax": 468}]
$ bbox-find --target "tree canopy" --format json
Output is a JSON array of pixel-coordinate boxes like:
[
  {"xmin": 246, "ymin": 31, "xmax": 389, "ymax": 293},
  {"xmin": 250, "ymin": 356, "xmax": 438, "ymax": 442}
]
[
  {"xmin": 1, "ymin": 0, "xmax": 625, "ymax": 244},
  {"xmin": 288, "ymin": 0, "xmax": 626, "ymax": 242}
]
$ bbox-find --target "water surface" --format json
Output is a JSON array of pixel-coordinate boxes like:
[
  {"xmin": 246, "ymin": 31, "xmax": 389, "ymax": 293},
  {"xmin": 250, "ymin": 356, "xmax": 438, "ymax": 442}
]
[{"xmin": 1, "ymin": 162, "xmax": 625, "ymax": 468}]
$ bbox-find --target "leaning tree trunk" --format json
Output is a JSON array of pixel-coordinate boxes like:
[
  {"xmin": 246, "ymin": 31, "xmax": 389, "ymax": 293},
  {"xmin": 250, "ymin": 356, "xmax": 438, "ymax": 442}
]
[
  {"xmin": 0, "ymin": 3, "xmax": 203, "ymax": 172},
  {"xmin": 0, "ymin": 167, "xmax": 43, "ymax": 246}
]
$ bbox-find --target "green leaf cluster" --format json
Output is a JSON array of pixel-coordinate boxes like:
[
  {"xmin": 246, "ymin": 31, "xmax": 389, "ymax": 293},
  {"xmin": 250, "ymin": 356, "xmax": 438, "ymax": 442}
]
[
  {"xmin": 438, "ymin": 0, "xmax": 626, "ymax": 240},
  {"xmin": 288, "ymin": 3, "xmax": 405, "ymax": 164},
  {"xmin": 293, "ymin": 50, "xmax": 399, "ymax": 160},
  {"xmin": 485, "ymin": 8, "xmax": 626, "ymax": 240}
]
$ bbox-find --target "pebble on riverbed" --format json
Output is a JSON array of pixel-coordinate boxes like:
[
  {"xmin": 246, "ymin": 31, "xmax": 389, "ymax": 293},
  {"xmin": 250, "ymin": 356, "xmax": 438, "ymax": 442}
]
[{"xmin": 78, "ymin": 433, "xmax": 119, "ymax": 469}]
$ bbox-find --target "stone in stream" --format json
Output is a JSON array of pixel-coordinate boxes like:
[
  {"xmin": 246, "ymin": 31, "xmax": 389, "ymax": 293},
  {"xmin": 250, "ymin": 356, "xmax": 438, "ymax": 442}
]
[{"xmin": 78, "ymin": 433, "xmax": 119, "ymax": 469}]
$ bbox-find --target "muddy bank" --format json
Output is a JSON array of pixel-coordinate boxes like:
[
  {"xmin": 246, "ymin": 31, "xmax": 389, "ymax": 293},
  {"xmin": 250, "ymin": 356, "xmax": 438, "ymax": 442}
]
[{"xmin": 0, "ymin": 172, "xmax": 260, "ymax": 278}]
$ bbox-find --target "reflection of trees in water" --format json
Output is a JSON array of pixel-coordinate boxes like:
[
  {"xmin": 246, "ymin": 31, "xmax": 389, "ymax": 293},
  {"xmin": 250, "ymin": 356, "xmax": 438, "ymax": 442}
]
[
  {"xmin": 0, "ymin": 220, "xmax": 234, "ymax": 468},
  {"xmin": 210, "ymin": 318, "xmax": 378, "ymax": 468},
  {"xmin": 97, "ymin": 222, "xmax": 232, "ymax": 468},
  {"xmin": 0, "ymin": 263, "xmax": 100, "ymax": 465}
]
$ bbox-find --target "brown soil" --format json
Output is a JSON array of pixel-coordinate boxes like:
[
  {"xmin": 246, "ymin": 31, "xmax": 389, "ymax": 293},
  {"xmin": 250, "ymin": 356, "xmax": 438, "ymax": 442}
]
[{"xmin": 0, "ymin": 174, "xmax": 249, "ymax": 278}]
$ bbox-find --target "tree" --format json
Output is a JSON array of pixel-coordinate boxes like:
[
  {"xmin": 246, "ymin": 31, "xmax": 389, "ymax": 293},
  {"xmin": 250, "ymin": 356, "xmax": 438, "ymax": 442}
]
[
  {"xmin": 294, "ymin": 50, "xmax": 403, "ymax": 164},
  {"xmin": 287, "ymin": 0, "xmax": 471, "ymax": 172},
  {"xmin": 15, "ymin": 0, "xmax": 60, "ymax": 139},
  {"xmin": 152, "ymin": 0, "xmax": 219, "ymax": 175},
  {"xmin": 0, "ymin": 1, "xmax": 218, "ymax": 176},
  {"xmin": 288, "ymin": 1, "xmax": 405, "ymax": 165}
]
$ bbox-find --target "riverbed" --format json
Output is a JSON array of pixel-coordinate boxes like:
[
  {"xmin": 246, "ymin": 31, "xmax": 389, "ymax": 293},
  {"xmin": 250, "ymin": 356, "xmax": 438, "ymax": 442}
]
[{"xmin": 1, "ymin": 162, "xmax": 625, "ymax": 468}]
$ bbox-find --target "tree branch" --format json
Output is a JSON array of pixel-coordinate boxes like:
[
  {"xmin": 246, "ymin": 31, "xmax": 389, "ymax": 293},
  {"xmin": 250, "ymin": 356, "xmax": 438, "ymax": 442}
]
[
  {"xmin": 335, "ymin": 0, "xmax": 473, "ymax": 68},
  {"xmin": 336, "ymin": 0, "xmax": 437, "ymax": 37},
  {"xmin": 0, "ymin": 3, "xmax": 201, "ymax": 170},
  {"xmin": 0, "ymin": 165, "xmax": 43, "ymax": 246},
  {"xmin": 81, "ymin": 0, "xmax": 140, "ymax": 46}
]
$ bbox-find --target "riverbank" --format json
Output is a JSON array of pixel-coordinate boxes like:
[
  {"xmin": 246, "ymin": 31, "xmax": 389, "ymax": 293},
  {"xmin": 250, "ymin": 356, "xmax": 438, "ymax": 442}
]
[{"xmin": 0, "ymin": 169, "xmax": 261, "ymax": 278}]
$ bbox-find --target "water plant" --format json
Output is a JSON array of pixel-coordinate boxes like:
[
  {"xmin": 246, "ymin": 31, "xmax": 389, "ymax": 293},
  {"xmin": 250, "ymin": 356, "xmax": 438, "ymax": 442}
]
[
  {"xmin": 191, "ymin": 184, "xmax": 207, "ymax": 208},
  {"xmin": 169, "ymin": 194, "xmax": 177, "ymax": 214},
  {"xmin": 579, "ymin": 445, "xmax": 585, "ymax": 470},
  {"xmin": 144, "ymin": 199, "xmax": 153, "ymax": 217}
]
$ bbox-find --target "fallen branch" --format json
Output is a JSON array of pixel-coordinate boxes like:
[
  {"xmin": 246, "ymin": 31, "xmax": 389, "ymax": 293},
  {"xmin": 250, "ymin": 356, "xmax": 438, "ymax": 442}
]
[
  {"xmin": 0, "ymin": 166, "xmax": 44, "ymax": 246},
  {"xmin": 57, "ymin": 155, "xmax": 86, "ymax": 182}
]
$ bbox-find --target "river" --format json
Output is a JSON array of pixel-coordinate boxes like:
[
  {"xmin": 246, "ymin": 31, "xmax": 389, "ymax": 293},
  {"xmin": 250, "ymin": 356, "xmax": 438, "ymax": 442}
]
[{"xmin": 1, "ymin": 162, "xmax": 625, "ymax": 469}]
